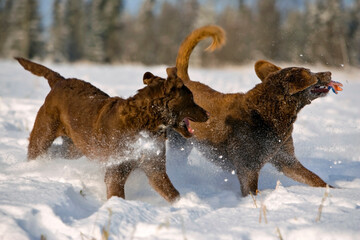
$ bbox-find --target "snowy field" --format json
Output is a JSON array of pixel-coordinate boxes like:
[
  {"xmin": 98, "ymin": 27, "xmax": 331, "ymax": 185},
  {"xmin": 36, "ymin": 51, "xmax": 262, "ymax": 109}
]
[{"xmin": 0, "ymin": 59, "xmax": 359, "ymax": 239}]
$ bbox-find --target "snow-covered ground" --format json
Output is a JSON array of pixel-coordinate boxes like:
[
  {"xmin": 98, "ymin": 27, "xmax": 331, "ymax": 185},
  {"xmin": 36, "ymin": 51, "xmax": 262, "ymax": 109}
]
[{"xmin": 0, "ymin": 59, "xmax": 359, "ymax": 240}]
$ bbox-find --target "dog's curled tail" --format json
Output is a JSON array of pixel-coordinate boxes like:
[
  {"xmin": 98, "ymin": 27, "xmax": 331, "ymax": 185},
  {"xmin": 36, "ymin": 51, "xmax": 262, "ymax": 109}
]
[
  {"xmin": 176, "ymin": 25, "xmax": 226, "ymax": 82},
  {"xmin": 15, "ymin": 57, "xmax": 65, "ymax": 88}
]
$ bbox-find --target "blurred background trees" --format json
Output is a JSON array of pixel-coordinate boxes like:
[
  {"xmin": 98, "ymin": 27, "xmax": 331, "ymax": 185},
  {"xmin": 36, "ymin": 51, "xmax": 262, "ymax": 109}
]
[{"xmin": 0, "ymin": 0, "xmax": 359, "ymax": 67}]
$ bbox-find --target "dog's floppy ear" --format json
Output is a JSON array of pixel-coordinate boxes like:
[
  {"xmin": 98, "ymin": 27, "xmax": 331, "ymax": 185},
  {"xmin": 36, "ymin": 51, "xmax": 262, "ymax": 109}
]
[
  {"xmin": 143, "ymin": 72, "xmax": 154, "ymax": 85},
  {"xmin": 165, "ymin": 67, "xmax": 183, "ymax": 93},
  {"xmin": 287, "ymin": 69, "xmax": 317, "ymax": 95},
  {"xmin": 255, "ymin": 60, "xmax": 281, "ymax": 82}
]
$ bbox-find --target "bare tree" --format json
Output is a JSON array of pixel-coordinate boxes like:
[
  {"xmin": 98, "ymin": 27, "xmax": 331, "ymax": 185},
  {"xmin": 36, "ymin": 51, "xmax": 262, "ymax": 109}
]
[
  {"xmin": 305, "ymin": 0, "xmax": 347, "ymax": 66},
  {"xmin": 254, "ymin": 0, "xmax": 281, "ymax": 60},
  {"xmin": 1, "ymin": 0, "xmax": 43, "ymax": 59},
  {"xmin": 347, "ymin": 0, "xmax": 360, "ymax": 66},
  {"xmin": 134, "ymin": 0, "xmax": 158, "ymax": 65},
  {"xmin": 217, "ymin": 1, "xmax": 254, "ymax": 64},
  {"xmin": 48, "ymin": 0, "xmax": 67, "ymax": 62},
  {"xmin": 0, "ymin": 0, "xmax": 359, "ymax": 67}
]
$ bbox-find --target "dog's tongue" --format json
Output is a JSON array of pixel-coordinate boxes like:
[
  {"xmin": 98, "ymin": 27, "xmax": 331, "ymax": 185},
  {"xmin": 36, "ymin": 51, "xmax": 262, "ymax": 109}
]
[
  {"xmin": 184, "ymin": 118, "xmax": 194, "ymax": 134},
  {"xmin": 328, "ymin": 81, "xmax": 343, "ymax": 94}
]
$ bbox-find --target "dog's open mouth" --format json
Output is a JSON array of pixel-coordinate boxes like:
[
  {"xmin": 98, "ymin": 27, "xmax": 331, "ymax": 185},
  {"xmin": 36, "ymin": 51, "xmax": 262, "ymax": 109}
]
[
  {"xmin": 174, "ymin": 110, "xmax": 207, "ymax": 138},
  {"xmin": 311, "ymin": 81, "xmax": 343, "ymax": 95},
  {"xmin": 311, "ymin": 84, "xmax": 330, "ymax": 94},
  {"xmin": 181, "ymin": 117, "xmax": 195, "ymax": 135}
]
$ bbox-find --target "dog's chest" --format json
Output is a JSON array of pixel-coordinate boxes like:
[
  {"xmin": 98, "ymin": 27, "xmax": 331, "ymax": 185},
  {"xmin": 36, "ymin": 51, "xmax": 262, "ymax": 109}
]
[{"xmin": 225, "ymin": 117, "xmax": 292, "ymax": 165}]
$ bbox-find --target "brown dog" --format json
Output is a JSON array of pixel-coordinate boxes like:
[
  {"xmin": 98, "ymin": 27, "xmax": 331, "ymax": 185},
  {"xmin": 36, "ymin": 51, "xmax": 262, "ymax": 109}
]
[
  {"xmin": 169, "ymin": 25, "xmax": 335, "ymax": 196},
  {"xmin": 16, "ymin": 57, "xmax": 208, "ymax": 202}
]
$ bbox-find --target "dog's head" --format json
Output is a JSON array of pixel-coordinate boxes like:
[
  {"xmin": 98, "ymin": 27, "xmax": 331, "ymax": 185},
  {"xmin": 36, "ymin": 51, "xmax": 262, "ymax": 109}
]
[
  {"xmin": 143, "ymin": 67, "xmax": 208, "ymax": 138},
  {"xmin": 255, "ymin": 60, "xmax": 334, "ymax": 104}
]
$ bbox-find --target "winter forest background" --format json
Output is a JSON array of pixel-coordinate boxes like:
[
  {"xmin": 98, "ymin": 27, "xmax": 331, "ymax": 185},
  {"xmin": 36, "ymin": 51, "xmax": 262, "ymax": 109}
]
[{"xmin": 0, "ymin": 0, "xmax": 360, "ymax": 67}]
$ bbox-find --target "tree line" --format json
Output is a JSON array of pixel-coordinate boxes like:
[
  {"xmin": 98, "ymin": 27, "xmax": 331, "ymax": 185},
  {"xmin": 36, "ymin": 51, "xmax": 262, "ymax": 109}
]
[{"xmin": 0, "ymin": 0, "xmax": 359, "ymax": 67}]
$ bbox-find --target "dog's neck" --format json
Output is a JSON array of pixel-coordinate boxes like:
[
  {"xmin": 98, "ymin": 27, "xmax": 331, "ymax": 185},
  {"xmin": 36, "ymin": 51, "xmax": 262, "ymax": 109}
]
[
  {"xmin": 244, "ymin": 83, "xmax": 300, "ymax": 136},
  {"xmin": 123, "ymin": 90, "xmax": 172, "ymax": 134}
]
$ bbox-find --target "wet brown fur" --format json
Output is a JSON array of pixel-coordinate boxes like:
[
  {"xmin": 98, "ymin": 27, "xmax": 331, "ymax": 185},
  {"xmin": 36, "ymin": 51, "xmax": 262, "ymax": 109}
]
[
  {"xmin": 16, "ymin": 57, "xmax": 208, "ymax": 203},
  {"xmin": 172, "ymin": 25, "xmax": 333, "ymax": 196}
]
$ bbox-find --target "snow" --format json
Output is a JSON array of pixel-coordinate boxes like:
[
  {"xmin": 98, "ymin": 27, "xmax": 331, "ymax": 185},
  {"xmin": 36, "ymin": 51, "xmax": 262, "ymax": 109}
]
[{"xmin": 0, "ymin": 59, "xmax": 359, "ymax": 239}]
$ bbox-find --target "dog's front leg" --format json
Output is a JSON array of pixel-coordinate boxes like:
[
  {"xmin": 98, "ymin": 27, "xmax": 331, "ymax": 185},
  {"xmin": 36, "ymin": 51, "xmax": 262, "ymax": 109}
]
[
  {"xmin": 279, "ymin": 161, "xmax": 330, "ymax": 187},
  {"xmin": 104, "ymin": 162, "xmax": 134, "ymax": 199},
  {"xmin": 270, "ymin": 137, "xmax": 331, "ymax": 188},
  {"xmin": 147, "ymin": 170, "xmax": 180, "ymax": 203},
  {"xmin": 143, "ymin": 158, "xmax": 180, "ymax": 203}
]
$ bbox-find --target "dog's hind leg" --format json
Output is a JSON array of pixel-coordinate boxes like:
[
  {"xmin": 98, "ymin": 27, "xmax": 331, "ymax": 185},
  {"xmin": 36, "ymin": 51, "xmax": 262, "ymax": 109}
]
[
  {"xmin": 105, "ymin": 163, "xmax": 134, "ymax": 199},
  {"xmin": 271, "ymin": 137, "xmax": 329, "ymax": 187},
  {"xmin": 28, "ymin": 106, "xmax": 59, "ymax": 160}
]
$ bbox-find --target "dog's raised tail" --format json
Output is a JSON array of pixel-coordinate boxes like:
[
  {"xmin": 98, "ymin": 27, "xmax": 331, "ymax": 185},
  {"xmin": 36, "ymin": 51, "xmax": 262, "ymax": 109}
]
[
  {"xmin": 15, "ymin": 57, "xmax": 65, "ymax": 88},
  {"xmin": 176, "ymin": 25, "xmax": 226, "ymax": 82}
]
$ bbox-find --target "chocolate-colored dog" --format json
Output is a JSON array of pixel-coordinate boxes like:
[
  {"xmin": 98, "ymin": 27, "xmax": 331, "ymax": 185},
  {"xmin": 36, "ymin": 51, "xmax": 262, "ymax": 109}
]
[
  {"xmin": 169, "ymin": 26, "xmax": 335, "ymax": 196},
  {"xmin": 16, "ymin": 57, "xmax": 208, "ymax": 202}
]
